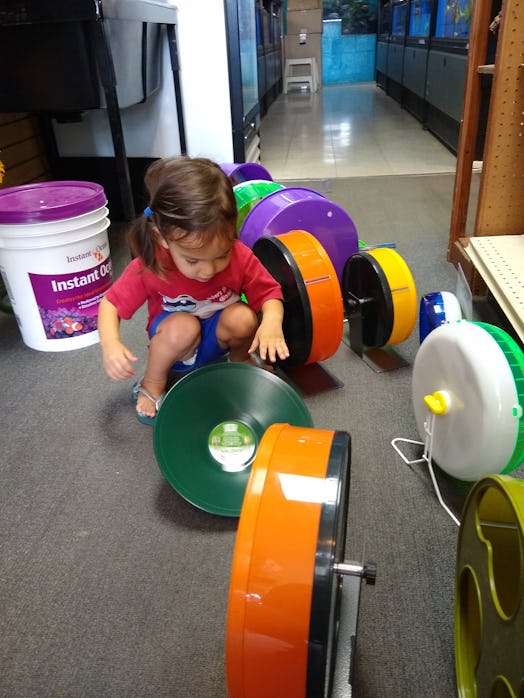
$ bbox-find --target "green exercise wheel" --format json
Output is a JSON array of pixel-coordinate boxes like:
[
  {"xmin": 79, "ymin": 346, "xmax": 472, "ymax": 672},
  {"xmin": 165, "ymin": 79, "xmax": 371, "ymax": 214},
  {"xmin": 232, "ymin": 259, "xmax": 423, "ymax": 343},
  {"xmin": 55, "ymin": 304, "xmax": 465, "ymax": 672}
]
[
  {"xmin": 153, "ymin": 362, "xmax": 313, "ymax": 516},
  {"xmin": 233, "ymin": 180, "xmax": 284, "ymax": 234}
]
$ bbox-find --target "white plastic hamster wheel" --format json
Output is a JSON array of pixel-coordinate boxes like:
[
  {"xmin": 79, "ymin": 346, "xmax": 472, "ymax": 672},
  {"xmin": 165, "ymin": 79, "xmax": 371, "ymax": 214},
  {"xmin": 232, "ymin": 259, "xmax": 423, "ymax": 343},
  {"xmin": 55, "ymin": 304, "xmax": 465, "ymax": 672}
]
[
  {"xmin": 411, "ymin": 320, "xmax": 524, "ymax": 482},
  {"xmin": 393, "ymin": 320, "xmax": 524, "ymax": 524}
]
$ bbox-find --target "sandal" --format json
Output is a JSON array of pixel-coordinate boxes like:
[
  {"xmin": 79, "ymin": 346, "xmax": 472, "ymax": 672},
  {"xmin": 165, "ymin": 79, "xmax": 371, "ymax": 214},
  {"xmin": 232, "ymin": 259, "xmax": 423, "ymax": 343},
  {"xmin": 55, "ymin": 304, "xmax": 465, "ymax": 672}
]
[{"xmin": 132, "ymin": 379, "xmax": 165, "ymax": 426}]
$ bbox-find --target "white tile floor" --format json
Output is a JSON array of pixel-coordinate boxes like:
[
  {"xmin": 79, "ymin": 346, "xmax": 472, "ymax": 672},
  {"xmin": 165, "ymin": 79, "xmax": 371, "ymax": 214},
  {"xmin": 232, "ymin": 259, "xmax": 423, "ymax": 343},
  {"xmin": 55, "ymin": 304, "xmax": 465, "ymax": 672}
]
[{"xmin": 260, "ymin": 82, "xmax": 458, "ymax": 181}]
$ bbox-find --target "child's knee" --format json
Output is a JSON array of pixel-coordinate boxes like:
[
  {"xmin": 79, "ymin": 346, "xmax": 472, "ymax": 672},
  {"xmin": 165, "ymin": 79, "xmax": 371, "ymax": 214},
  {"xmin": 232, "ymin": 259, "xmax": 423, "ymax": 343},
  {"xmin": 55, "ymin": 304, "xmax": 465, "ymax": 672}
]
[
  {"xmin": 155, "ymin": 312, "xmax": 201, "ymax": 343},
  {"xmin": 220, "ymin": 303, "xmax": 258, "ymax": 337}
]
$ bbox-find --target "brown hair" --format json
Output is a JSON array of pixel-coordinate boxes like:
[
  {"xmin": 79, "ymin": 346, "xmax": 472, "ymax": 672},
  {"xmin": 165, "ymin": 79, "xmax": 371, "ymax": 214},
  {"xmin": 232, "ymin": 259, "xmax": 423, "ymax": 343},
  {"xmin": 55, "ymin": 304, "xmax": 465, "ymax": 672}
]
[{"xmin": 128, "ymin": 157, "xmax": 238, "ymax": 274}]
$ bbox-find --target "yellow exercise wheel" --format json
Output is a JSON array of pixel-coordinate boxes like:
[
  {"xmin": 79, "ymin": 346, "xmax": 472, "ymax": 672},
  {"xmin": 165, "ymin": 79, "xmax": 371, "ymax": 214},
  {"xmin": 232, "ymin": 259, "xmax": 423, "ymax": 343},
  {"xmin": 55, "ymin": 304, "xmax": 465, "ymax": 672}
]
[
  {"xmin": 455, "ymin": 474, "xmax": 524, "ymax": 697},
  {"xmin": 342, "ymin": 247, "xmax": 417, "ymax": 348}
]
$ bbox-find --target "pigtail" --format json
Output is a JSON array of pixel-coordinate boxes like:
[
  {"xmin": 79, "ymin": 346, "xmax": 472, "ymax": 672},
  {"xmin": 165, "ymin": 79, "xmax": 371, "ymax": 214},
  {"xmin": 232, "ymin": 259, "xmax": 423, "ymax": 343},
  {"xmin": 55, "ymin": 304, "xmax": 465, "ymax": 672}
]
[{"xmin": 127, "ymin": 215, "xmax": 161, "ymax": 274}]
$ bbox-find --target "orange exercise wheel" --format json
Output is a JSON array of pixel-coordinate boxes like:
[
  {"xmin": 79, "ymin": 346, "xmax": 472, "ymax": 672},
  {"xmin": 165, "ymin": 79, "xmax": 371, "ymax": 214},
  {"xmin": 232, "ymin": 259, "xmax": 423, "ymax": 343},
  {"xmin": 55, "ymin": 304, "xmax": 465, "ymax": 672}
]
[
  {"xmin": 253, "ymin": 230, "xmax": 344, "ymax": 366},
  {"xmin": 226, "ymin": 423, "xmax": 354, "ymax": 698}
]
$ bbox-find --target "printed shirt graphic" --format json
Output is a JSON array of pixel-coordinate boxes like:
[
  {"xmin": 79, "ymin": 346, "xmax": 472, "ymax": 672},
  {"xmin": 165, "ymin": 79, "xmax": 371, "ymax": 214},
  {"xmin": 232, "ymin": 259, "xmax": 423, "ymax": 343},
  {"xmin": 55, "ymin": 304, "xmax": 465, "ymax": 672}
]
[
  {"xmin": 159, "ymin": 288, "xmax": 241, "ymax": 319},
  {"xmin": 104, "ymin": 239, "xmax": 283, "ymax": 331}
]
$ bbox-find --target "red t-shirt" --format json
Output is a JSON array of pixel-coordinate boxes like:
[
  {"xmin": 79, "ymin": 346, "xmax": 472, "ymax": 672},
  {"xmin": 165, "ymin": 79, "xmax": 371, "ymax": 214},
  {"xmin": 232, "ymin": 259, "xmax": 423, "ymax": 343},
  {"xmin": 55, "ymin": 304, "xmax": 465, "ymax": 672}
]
[{"xmin": 105, "ymin": 239, "xmax": 283, "ymax": 332}]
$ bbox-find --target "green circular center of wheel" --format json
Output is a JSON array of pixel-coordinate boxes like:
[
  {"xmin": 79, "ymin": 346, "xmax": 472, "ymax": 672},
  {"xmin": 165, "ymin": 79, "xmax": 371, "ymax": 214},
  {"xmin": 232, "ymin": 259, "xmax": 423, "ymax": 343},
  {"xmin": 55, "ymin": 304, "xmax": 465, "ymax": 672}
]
[{"xmin": 208, "ymin": 420, "xmax": 256, "ymax": 472}]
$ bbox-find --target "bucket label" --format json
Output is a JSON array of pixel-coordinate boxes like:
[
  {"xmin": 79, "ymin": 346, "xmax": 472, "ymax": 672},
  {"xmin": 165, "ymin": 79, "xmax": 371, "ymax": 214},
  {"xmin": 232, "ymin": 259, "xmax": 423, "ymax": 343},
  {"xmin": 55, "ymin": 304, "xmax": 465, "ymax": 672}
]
[{"xmin": 29, "ymin": 258, "xmax": 113, "ymax": 340}]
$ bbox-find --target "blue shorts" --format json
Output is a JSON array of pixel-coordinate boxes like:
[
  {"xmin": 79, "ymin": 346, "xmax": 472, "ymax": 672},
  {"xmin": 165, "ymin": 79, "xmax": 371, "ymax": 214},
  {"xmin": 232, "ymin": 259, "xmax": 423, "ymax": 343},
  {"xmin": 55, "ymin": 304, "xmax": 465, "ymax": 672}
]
[{"xmin": 149, "ymin": 310, "xmax": 228, "ymax": 372}]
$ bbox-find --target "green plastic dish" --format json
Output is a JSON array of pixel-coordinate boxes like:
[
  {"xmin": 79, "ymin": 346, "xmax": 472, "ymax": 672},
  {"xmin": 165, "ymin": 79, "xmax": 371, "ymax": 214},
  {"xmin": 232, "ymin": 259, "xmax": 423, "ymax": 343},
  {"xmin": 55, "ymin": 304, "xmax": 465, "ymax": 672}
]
[{"xmin": 153, "ymin": 362, "xmax": 313, "ymax": 516}]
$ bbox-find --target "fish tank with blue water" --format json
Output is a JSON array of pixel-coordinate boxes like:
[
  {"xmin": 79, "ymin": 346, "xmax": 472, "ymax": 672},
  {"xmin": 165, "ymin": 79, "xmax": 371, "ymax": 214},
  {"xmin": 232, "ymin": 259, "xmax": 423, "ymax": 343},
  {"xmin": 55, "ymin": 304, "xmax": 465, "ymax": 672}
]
[
  {"xmin": 271, "ymin": 4, "xmax": 281, "ymax": 45},
  {"xmin": 238, "ymin": 0, "xmax": 258, "ymax": 120},
  {"xmin": 255, "ymin": 3, "xmax": 263, "ymax": 51},
  {"xmin": 378, "ymin": 1, "xmax": 392, "ymax": 36},
  {"xmin": 409, "ymin": 0, "xmax": 432, "ymax": 37},
  {"xmin": 435, "ymin": 0, "xmax": 473, "ymax": 38},
  {"xmin": 391, "ymin": 0, "xmax": 408, "ymax": 37}
]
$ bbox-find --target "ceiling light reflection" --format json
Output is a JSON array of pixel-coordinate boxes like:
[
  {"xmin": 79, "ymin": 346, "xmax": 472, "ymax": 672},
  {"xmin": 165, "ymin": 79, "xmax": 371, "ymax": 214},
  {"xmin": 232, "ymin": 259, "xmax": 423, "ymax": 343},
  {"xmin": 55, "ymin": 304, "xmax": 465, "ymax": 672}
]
[{"xmin": 278, "ymin": 473, "xmax": 338, "ymax": 504}]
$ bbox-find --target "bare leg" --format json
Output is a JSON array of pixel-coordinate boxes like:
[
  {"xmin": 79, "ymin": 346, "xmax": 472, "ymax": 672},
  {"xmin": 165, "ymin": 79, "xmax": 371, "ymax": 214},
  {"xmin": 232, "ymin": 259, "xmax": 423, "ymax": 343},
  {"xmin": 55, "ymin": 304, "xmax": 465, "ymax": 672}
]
[
  {"xmin": 216, "ymin": 303, "xmax": 269, "ymax": 367},
  {"xmin": 137, "ymin": 313, "xmax": 201, "ymax": 418}
]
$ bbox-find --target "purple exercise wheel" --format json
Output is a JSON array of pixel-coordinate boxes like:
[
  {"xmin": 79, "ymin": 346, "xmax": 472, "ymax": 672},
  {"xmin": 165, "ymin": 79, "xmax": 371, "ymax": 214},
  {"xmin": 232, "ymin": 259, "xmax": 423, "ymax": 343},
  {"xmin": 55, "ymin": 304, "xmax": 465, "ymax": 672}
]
[
  {"xmin": 238, "ymin": 187, "xmax": 359, "ymax": 285},
  {"xmin": 220, "ymin": 162, "xmax": 273, "ymax": 186}
]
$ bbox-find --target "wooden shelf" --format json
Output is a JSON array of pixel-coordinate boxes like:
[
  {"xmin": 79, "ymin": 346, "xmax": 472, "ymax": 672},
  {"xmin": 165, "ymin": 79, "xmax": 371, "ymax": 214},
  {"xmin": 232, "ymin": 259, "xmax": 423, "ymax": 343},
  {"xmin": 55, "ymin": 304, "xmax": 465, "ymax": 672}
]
[
  {"xmin": 462, "ymin": 236, "xmax": 524, "ymax": 344},
  {"xmin": 448, "ymin": 0, "xmax": 524, "ymax": 341}
]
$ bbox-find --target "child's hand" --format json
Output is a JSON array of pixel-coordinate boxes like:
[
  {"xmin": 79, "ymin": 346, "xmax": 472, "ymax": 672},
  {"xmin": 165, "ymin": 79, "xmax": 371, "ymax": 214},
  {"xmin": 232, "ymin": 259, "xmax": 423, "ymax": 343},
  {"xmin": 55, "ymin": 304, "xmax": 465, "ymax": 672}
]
[
  {"xmin": 102, "ymin": 340, "xmax": 138, "ymax": 381},
  {"xmin": 249, "ymin": 319, "xmax": 289, "ymax": 364}
]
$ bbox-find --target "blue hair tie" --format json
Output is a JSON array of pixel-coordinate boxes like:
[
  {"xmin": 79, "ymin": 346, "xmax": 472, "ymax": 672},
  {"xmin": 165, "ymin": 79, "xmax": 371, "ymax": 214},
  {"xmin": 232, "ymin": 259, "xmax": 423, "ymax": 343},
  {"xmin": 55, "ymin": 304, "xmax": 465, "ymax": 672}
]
[{"xmin": 144, "ymin": 206, "xmax": 153, "ymax": 217}]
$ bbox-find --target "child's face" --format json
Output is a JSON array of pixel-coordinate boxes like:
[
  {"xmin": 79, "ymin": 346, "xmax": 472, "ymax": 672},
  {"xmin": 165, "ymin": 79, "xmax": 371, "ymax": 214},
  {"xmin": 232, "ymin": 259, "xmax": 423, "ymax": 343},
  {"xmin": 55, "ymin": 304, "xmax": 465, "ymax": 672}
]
[{"xmin": 161, "ymin": 233, "xmax": 233, "ymax": 282}]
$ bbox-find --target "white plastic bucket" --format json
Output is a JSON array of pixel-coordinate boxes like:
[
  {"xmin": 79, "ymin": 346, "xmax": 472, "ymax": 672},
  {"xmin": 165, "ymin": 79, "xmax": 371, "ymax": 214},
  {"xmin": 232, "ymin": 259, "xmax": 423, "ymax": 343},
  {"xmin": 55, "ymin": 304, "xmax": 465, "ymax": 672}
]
[{"xmin": 0, "ymin": 181, "xmax": 113, "ymax": 352}]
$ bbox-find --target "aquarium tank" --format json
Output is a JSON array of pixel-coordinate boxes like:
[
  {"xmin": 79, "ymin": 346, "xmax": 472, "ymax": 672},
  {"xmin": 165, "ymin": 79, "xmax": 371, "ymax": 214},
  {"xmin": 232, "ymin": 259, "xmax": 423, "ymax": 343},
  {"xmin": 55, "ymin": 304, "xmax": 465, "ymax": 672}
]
[
  {"xmin": 271, "ymin": 4, "xmax": 281, "ymax": 45},
  {"xmin": 435, "ymin": 0, "xmax": 473, "ymax": 38},
  {"xmin": 409, "ymin": 0, "xmax": 432, "ymax": 36},
  {"xmin": 322, "ymin": 1, "xmax": 378, "ymax": 35},
  {"xmin": 255, "ymin": 3, "xmax": 263, "ymax": 49},
  {"xmin": 391, "ymin": 0, "xmax": 408, "ymax": 36},
  {"xmin": 238, "ymin": 0, "xmax": 258, "ymax": 119},
  {"xmin": 379, "ymin": 1, "xmax": 392, "ymax": 35}
]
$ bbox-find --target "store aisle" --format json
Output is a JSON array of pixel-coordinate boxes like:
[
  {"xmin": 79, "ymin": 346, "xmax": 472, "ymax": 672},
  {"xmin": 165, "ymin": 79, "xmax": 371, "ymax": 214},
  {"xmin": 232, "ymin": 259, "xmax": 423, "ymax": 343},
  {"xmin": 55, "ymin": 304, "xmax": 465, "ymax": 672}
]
[{"xmin": 260, "ymin": 82, "xmax": 458, "ymax": 180}]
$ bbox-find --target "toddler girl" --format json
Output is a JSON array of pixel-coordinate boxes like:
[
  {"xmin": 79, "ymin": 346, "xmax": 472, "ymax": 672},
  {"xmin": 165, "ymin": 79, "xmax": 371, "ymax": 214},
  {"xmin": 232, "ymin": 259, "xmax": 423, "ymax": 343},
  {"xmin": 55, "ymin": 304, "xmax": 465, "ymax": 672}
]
[{"xmin": 98, "ymin": 156, "xmax": 289, "ymax": 424}]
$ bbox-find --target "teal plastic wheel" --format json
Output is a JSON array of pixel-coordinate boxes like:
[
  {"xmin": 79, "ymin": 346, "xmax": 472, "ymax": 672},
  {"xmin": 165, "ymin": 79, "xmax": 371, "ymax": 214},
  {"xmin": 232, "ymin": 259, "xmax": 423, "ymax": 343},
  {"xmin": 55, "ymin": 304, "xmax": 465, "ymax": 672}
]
[{"xmin": 153, "ymin": 363, "xmax": 313, "ymax": 516}]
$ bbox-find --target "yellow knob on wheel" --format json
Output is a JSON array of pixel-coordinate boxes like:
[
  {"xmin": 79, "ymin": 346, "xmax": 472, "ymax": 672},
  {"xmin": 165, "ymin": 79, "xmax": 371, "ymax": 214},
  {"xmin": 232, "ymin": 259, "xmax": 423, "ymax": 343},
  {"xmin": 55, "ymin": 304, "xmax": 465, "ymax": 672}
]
[{"xmin": 423, "ymin": 390, "xmax": 451, "ymax": 415}]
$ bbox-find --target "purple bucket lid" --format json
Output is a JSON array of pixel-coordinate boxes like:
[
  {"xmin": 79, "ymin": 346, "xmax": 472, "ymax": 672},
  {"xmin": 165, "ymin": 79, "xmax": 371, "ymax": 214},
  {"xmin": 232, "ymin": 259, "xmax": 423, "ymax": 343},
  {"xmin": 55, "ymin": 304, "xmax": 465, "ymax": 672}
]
[
  {"xmin": 220, "ymin": 162, "xmax": 273, "ymax": 185},
  {"xmin": 239, "ymin": 187, "xmax": 359, "ymax": 283},
  {"xmin": 0, "ymin": 181, "xmax": 107, "ymax": 224}
]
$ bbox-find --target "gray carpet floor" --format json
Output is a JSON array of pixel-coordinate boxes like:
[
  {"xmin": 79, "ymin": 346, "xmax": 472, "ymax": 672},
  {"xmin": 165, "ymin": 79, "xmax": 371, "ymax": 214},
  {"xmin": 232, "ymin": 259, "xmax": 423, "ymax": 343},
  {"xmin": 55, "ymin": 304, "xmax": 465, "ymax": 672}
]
[{"xmin": 1, "ymin": 173, "xmax": 520, "ymax": 697}]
